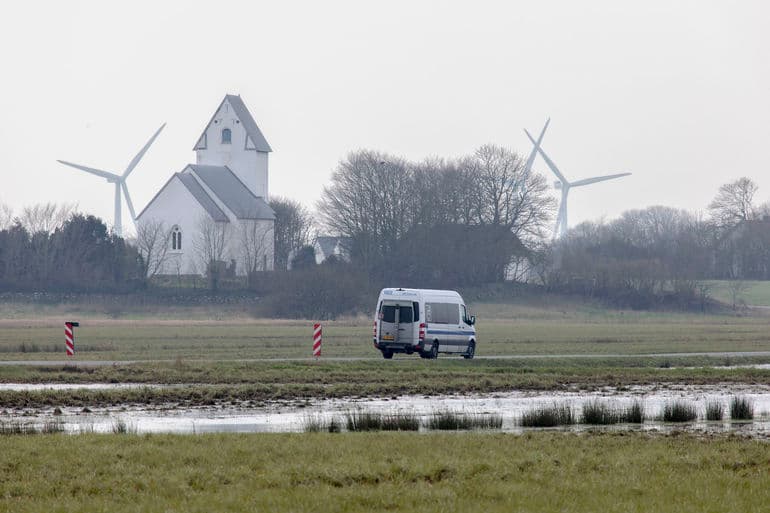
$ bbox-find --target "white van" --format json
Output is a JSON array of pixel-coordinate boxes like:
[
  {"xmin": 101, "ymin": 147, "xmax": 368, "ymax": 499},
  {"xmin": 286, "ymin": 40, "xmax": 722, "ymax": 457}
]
[{"xmin": 372, "ymin": 288, "xmax": 476, "ymax": 359}]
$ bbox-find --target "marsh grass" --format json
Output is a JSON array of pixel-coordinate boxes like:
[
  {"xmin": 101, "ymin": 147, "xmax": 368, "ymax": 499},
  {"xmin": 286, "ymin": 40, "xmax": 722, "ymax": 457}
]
[
  {"xmin": 381, "ymin": 413, "xmax": 420, "ymax": 431},
  {"xmin": 520, "ymin": 403, "xmax": 575, "ymax": 427},
  {"xmin": 302, "ymin": 414, "xmax": 344, "ymax": 433},
  {"xmin": 581, "ymin": 400, "xmax": 621, "ymax": 425},
  {"xmin": 623, "ymin": 400, "xmax": 645, "ymax": 424},
  {"xmin": 0, "ymin": 419, "xmax": 37, "ymax": 435},
  {"xmin": 705, "ymin": 401, "xmax": 725, "ymax": 421},
  {"xmin": 111, "ymin": 419, "xmax": 136, "ymax": 434},
  {"xmin": 345, "ymin": 411, "xmax": 383, "ymax": 432},
  {"xmin": 729, "ymin": 396, "xmax": 754, "ymax": 420},
  {"xmin": 426, "ymin": 410, "xmax": 503, "ymax": 430},
  {"xmin": 40, "ymin": 418, "xmax": 64, "ymax": 434},
  {"xmin": 661, "ymin": 400, "xmax": 698, "ymax": 422},
  {"xmin": 581, "ymin": 399, "xmax": 644, "ymax": 425},
  {"xmin": 302, "ymin": 414, "xmax": 327, "ymax": 433}
]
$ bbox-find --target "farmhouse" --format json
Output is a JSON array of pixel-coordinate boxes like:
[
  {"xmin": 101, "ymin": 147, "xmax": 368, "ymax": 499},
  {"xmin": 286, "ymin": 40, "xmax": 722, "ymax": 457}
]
[{"xmin": 137, "ymin": 95, "xmax": 275, "ymax": 277}]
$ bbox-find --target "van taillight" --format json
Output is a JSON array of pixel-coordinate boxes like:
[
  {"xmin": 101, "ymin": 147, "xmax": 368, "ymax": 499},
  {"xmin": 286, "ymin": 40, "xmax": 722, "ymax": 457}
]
[
  {"xmin": 418, "ymin": 323, "xmax": 426, "ymax": 342},
  {"xmin": 373, "ymin": 321, "xmax": 377, "ymax": 338}
]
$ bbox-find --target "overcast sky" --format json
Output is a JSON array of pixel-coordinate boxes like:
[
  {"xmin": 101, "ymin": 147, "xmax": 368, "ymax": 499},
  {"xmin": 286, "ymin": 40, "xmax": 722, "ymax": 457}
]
[{"xmin": 2, "ymin": 0, "xmax": 768, "ymax": 234}]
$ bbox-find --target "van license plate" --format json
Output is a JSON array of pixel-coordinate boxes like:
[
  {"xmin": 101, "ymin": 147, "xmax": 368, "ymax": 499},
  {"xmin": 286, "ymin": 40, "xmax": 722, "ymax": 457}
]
[{"xmin": 382, "ymin": 335, "xmax": 394, "ymax": 341}]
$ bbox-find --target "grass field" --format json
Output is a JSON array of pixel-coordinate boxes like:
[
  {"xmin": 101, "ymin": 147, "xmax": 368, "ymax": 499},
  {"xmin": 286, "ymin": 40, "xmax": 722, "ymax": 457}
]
[
  {"xmin": 0, "ymin": 432, "xmax": 768, "ymax": 513},
  {"xmin": 705, "ymin": 280, "xmax": 770, "ymax": 307},
  {"xmin": 2, "ymin": 306, "xmax": 770, "ymax": 361}
]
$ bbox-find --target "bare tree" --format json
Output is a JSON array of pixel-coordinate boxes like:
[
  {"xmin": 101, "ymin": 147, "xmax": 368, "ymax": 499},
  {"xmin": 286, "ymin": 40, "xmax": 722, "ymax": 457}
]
[
  {"xmin": 270, "ymin": 197, "xmax": 313, "ymax": 270},
  {"xmin": 20, "ymin": 202, "xmax": 77, "ymax": 234},
  {"xmin": 134, "ymin": 219, "xmax": 171, "ymax": 281},
  {"xmin": 727, "ymin": 279, "xmax": 750, "ymax": 310},
  {"xmin": 318, "ymin": 150, "xmax": 415, "ymax": 266},
  {"xmin": 193, "ymin": 216, "xmax": 230, "ymax": 290},
  {"xmin": 238, "ymin": 220, "xmax": 274, "ymax": 286},
  {"xmin": 0, "ymin": 202, "xmax": 13, "ymax": 230},
  {"xmin": 462, "ymin": 145, "xmax": 556, "ymax": 241},
  {"xmin": 708, "ymin": 177, "xmax": 758, "ymax": 228}
]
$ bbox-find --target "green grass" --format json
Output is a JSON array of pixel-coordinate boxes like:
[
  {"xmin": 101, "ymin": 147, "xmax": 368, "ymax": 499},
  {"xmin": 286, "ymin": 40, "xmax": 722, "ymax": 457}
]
[
  {"xmin": 1, "ymin": 358, "xmax": 770, "ymax": 408},
  {"xmin": 3, "ymin": 432, "xmax": 768, "ymax": 512},
  {"xmin": 705, "ymin": 280, "xmax": 770, "ymax": 307},
  {"xmin": 3, "ymin": 306, "xmax": 770, "ymax": 362}
]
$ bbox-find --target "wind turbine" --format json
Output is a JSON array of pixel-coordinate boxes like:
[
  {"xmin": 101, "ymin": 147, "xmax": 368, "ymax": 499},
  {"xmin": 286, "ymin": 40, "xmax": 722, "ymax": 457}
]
[
  {"xmin": 524, "ymin": 127, "xmax": 630, "ymax": 238},
  {"xmin": 520, "ymin": 118, "xmax": 550, "ymax": 193},
  {"xmin": 58, "ymin": 124, "xmax": 165, "ymax": 237}
]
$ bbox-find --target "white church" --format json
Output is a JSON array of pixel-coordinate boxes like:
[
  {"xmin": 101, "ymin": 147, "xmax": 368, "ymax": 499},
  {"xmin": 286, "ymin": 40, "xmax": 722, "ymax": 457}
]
[{"xmin": 136, "ymin": 94, "xmax": 275, "ymax": 277}]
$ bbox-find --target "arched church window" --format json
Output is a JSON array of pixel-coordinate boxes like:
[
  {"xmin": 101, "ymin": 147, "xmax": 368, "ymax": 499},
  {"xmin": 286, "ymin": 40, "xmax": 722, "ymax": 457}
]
[
  {"xmin": 171, "ymin": 226, "xmax": 182, "ymax": 251},
  {"xmin": 222, "ymin": 128, "xmax": 232, "ymax": 144}
]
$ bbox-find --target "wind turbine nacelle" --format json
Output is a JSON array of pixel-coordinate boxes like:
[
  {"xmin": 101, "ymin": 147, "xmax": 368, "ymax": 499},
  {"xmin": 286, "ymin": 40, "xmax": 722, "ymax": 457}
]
[{"xmin": 554, "ymin": 180, "xmax": 563, "ymax": 190}]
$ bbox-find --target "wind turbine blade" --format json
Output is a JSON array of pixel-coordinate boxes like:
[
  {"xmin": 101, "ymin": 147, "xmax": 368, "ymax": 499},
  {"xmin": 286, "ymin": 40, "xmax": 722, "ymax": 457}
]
[
  {"xmin": 57, "ymin": 160, "xmax": 118, "ymax": 181},
  {"xmin": 121, "ymin": 181, "xmax": 137, "ymax": 221},
  {"xmin": 527, "ymin": 140, "xmax": 568, "ymax": 184},
  {"xmin": 522, "ymin": 118, "xmax": 550, "ymax": 173},
  {"xmin": 570, "ymin": 172, "xmax": 631, "ymax": 187},
  {"xmin": 122, "ymin": 123, "xmax": 166, "ymax": 179}
]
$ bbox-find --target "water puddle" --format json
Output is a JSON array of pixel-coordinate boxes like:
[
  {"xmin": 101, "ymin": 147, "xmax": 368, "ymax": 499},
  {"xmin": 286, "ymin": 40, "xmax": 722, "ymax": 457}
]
[{"xmin": 2, "ymin": 383, "xmax": 770, "ymax": 435}]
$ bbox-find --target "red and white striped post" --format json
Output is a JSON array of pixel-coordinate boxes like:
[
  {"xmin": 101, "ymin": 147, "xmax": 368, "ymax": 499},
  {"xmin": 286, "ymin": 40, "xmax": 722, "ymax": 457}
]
[
  {"xmin": 313, "ymin": 323, "xmax": 322, "ymax": 358},
  {"xmin": 65, "ymin": 321, "xmax": 79, "ymax": 357}
]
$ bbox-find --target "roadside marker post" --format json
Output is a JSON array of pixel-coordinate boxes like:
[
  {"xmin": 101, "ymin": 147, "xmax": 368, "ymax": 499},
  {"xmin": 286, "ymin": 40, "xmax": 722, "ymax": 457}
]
[
  {"xmin": 313, "ymin": 323, "xmax": 322, "ymax": 358},
  {"xmin": 65, "ymin": 321, "xmax": 80, "ymax": 356}
]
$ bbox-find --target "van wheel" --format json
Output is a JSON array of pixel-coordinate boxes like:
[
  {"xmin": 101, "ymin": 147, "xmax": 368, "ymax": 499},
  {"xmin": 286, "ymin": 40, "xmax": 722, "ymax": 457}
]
[
  {"xmin": 429, "ymin": 341, "xmax": 439, "ymax": 359},
  {"xmin": 463, "ymin": 341, "xmax": 475, "ymax": 360},
  {"xmin": 381, "ymin": 349, "xmax": 393, "ymax": 359}
]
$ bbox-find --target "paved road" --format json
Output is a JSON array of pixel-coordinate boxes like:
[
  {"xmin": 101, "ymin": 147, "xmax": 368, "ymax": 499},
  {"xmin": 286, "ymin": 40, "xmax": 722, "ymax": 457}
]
[{"xmin": 2, "ymin": 351, "xmax": 770, "ymax": 367}]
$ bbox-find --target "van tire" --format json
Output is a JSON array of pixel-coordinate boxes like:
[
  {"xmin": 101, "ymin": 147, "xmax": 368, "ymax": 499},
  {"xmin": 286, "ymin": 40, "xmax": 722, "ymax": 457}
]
[
  {"xmin": 463, "ymin": 341, "xmax": 475, "ymax": 360},
  {"xmin": 429, "ymin": 341, "xmax": 439, "ymax": 359},
  {"xmin": 381, "ymin": 349, "xmax": 394, "ymax": 359}
]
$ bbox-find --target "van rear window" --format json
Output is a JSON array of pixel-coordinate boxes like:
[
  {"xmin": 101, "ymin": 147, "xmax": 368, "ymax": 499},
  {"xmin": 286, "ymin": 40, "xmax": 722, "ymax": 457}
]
[{"xmin": 381, "ymin": 305, "xmax": 414, "ymax": 324}]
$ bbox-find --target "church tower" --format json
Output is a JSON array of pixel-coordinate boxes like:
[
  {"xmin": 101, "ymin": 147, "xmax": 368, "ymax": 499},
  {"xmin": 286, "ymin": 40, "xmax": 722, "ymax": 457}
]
[{"xmin": 193, "ymin": 94, "xmax": 271, "ymax": 198}]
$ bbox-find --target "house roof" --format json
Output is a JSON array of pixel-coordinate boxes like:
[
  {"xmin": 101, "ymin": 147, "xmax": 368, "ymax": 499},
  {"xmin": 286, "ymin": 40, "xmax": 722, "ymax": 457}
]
[
  {"xmin": 177, "ymin": 173, "xmax": 229, "ymax": 222},
  {"xmin": 188, "ymin": 165, "xmax": 275, "ymax": 220},
  {"xmin": 193, "ymin": 94, "xmax": 272, "ymax": 153}
]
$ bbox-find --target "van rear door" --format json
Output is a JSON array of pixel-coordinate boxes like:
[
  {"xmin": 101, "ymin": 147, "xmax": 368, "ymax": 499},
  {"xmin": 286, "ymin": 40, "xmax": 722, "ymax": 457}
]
[{"xmin": 378, "ymin": 301, "xmax": 415, "ymax": 346}]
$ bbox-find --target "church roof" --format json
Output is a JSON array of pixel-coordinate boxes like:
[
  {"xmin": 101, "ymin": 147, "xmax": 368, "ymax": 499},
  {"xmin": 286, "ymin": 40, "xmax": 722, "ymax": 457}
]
[
  {"xmin": 193, "ymin": 94, "xmax": 272, "ymax": 153},
  {"xmin": 189, "ymin": 165, "xmax": 275, "ymax": 220},
  {"xmin": 177, "ymin": 173, "xmax": 229, "ymax": 222}
]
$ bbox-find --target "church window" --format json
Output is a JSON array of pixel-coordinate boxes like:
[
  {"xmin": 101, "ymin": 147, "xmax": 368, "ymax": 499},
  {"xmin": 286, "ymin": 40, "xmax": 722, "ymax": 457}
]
[
  {"xmin": 171, "ymin": 226, "xmax": 182, "ymax": 251},
  {"xmin": 222, "ymin": 128, "xmax": 232, "ymax": 144}
]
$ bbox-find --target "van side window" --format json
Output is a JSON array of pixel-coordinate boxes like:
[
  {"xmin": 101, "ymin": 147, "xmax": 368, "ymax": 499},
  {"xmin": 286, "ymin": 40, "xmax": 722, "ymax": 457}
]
[
  {"xmin": 426, "ymin": 302, "xmax": 459, "ymax": 324},
  {"xmin": 412, "ymin": 302, "xmax": 420, "ymax": 322},
  {"xmin": 461, "ymin": 305, "xmax": 468, "ymax": 324}
]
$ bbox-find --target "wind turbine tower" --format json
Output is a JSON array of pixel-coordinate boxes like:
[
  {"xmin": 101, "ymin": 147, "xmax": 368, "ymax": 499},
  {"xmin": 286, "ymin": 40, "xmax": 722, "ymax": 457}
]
[
  {"xmin": 58, "ymin": 124, "xmax": 165, "ymax": 237},
  {"xmin": 524, "ymin": 123, "xmax": 630, "ymax": 238}
]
